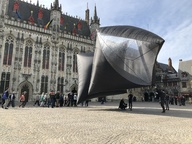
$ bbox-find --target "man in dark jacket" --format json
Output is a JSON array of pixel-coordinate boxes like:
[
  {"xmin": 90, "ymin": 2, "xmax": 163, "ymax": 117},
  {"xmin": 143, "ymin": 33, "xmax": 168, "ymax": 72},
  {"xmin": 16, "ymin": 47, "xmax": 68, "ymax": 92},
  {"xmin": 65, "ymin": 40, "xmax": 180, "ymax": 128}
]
[
  {"xmin": 128, "ymin": 93, "xmax": 133, "ymax": 111},
  {"xmin": 157, "ymin": 89, "xmax": 166, "ymax": 113},
  {"xmin": 7, "ymin": 92, "xmax": 16, "ymax": 108}
]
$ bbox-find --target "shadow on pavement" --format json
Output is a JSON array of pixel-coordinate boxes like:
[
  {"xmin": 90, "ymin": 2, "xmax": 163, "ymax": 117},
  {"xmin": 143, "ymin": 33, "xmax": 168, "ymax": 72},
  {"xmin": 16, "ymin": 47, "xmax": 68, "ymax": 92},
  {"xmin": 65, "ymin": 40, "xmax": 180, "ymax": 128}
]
[{"xmin": 88, "ymin": 107, "xmax": 192, "ymax": 119}]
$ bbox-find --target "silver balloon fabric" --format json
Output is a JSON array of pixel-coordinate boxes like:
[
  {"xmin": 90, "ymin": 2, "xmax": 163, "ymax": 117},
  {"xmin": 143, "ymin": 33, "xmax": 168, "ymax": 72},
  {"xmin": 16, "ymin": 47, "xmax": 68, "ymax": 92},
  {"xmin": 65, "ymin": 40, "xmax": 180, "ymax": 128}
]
[{"xmin": 77, "ymin": 26, "xmax": 164, "ymax": 104}]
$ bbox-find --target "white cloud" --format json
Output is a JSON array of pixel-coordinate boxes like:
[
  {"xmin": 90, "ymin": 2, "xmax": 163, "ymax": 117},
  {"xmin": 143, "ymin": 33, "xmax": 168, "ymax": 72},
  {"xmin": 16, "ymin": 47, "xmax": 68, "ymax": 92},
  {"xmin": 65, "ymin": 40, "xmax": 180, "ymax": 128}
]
[{"xmin": 158, "ymin": 19, "xmax": 192, "ymax": 70}]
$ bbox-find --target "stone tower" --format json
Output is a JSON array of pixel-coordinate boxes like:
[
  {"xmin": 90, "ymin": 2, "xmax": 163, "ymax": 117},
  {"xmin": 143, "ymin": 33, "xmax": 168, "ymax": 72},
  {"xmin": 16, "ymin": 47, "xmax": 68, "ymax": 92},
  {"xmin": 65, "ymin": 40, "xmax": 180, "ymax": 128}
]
[
  {"xmin": 49, "ymin": 0, "xmax": 62, "ymax": 91},
  {"xmin": 50, "ymin": 0, "xmax": 62, "ymax": 43},
  {"xmin": 90, "ymin": 4, "xmax": 100, "ymax": 40}
]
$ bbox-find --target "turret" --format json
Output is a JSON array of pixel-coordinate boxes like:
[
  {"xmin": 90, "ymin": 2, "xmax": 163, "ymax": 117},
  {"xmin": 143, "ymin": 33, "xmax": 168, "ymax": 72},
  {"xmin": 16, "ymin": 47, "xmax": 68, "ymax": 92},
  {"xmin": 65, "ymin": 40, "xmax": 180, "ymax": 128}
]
[
  {"xmin": 90, "ymin": 4, "xmax": 100, "ymax": 40},
  {"xmin": 51, "ymin": 0, "xmax": 62, "ymax": 11},
  {"xmin": 50, "ymin": 0, "xmax": 62, "ymax": 43},
  {"xmin": 168, "ymin": 58, "xmax": 172, "ymax": 68},
  {"xmin": 168, "ymin": 57, "xmax": 173, "ymax": 72},
  {"xmin": 90, "ymin": 4, "xmax": 100, "ymax": 25},
  {"xmin": 85, "ymin": 3, "xmax": 89, "ymax": 25}
]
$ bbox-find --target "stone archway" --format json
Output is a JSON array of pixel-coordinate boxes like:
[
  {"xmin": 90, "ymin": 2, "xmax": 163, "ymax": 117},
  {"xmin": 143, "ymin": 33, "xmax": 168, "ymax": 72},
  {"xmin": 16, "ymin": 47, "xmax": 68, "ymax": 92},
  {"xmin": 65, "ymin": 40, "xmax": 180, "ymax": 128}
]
[{"xmin": 18, "ymin": 81, "xmax": 33, "ymax": 102}]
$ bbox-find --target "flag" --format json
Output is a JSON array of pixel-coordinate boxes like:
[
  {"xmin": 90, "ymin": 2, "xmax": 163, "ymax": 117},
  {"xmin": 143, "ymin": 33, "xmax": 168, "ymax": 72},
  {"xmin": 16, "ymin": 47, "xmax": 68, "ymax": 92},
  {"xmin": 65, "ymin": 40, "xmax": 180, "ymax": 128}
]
[
  {"xmin": 44, "ymin": 19, "xmax": 53, "ymax": 30},
  {"xmin": 16, "ymin": 10, "xmax": 21, "ymax": 19}
]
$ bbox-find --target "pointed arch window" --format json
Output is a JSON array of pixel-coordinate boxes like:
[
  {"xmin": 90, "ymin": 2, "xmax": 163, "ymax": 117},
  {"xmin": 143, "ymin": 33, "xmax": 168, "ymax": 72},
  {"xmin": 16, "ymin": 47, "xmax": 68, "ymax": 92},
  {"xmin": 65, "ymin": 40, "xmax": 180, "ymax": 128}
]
[
  {"xmin": 3, "ymin": 36, "xmax": 14, "ymax": 65},
  {"xmin": 0, "ymin": 72, "xmax": 10, "ymax": 93},
  {"xmin": 42, "ymin": 44, "xmax": 50, "ymax": 69},
  {"xmin": 57, "ymin": 77, "xmax": 64, "ymax": 93},
  {"xmin": 24, "ymin": 40, "xmax": 33, "ymax": 67},
  {"xmin": 41, "ymin": 75, "xmax": 48, "ymax": 93},
  {"xmin": 58, "ymin": 48, "xmax": 65, "ymax": 71},
  {"xmin": 73, "ymin": 51, "xmax": 78, "ymax": 73}
]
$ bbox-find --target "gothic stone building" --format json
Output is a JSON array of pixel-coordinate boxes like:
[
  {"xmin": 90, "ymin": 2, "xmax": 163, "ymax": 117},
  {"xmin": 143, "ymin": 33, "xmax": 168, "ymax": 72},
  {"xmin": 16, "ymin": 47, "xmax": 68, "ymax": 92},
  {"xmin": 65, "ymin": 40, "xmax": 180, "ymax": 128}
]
[{"xmin": 0, "ymin": 0, "xmax": 100, "ymax": 101}]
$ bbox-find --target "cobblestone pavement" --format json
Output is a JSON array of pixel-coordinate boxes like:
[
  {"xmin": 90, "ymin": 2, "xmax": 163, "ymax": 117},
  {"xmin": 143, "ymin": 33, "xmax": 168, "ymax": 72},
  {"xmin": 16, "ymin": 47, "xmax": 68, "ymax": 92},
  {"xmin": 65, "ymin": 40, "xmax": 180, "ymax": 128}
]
[{"xmin": 0, "ymin": 102, "xmax": 192, "ymax": 144}]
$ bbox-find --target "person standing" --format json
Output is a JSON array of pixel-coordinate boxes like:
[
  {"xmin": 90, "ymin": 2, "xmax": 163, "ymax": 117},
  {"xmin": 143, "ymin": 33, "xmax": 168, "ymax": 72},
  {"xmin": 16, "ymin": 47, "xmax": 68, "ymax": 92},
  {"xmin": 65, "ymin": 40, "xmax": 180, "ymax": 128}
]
[
  {"xmin": 50, "ymin": 91, "xmax": 55, "ymax": 108},
  {"xmin": 59, "ymin": 94, "xmax": 64, "ymax": 107},
  {"xmin": 128, "ymin": 93, "xmax": 133, "ymax": 111},
  {"xmin": 157, "ymin": 89, "xmax": 166, "ymax": 113},
  {"xmin": 64, "ymin": 95, "xmax": 68, "ymax": 106},
  {"xmin": 55, "ymin": 91, "xmax": 60, "ymax": 107},
  {"xmin": 165, "ymin": 93, "xmax": 170, "ymax": 110},
  {"xmin": 1, "ymin": 88, "xmax": 9, "ymax": 109},
  {"xmin": 85, "ymin": 99, "xmax": 89, "ymax": 107}
]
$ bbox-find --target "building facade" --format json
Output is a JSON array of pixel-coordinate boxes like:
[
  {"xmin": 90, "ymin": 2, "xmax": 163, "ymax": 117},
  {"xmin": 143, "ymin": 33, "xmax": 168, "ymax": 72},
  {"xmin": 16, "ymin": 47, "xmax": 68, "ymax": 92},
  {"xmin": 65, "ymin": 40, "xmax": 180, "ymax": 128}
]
[
  {"xmin": 155, "ymin": 58, "xmax": 179, "ymax": 96},
  {"xmin": 120, "ymin": 58, "xmax": 179, "ymax": 102},
  {"xmin": 178, "ymin": 59, "xmax": 192, "ymax": 98},
  {"xmin": 0, "ymin": 0, "xmax": 100, "ymax": 101}
]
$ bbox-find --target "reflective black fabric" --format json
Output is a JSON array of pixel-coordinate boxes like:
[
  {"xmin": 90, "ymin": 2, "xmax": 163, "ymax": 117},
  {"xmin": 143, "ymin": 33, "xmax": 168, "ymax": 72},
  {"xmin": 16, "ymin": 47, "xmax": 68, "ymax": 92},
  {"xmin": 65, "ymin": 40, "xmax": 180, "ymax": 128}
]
[{"xmin": 77, "ymin": 26, "xmax": 164, "ymax": 104}]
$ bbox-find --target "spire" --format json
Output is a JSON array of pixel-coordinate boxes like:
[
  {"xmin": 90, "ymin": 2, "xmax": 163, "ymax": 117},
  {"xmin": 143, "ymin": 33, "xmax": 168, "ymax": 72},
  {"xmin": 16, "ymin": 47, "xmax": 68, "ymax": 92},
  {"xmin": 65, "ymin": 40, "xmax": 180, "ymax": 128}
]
[
  {"xmin": 85, "ymin": 3, "xmax": 89, "ymax": 25},
  {"xmin": 37, "ymin": 0, "xmax": 39, "ymax": 6},
  {"xmin": 51, "ymin": 0, "xmax": 61, "ymax": 11},
  {"xmin": 55, "ymin": 0, "xmax": 59, "ymax": 8},
  {"xmin": 94, "ymin": 4, "xmax": 97, "ymax": 21},
  {"xmin": 91, "ymin": 4, "xmax": 100, "ymax": 25}
]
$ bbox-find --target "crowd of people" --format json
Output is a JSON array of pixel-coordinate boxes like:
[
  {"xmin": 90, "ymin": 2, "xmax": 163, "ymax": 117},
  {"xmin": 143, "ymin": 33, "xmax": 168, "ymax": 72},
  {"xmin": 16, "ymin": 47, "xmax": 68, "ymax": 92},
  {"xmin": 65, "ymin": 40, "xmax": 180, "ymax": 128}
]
[
  {"xmin": 1, "ymin": 88, "xmax": 90, "ymax": 109},
  {"xmin": 1, "ymin": 87, "xmax": 188, "ymax": 112},
  {"xmin": 33, "ymin": 91, "xmax": 81, "ymax": 108}
]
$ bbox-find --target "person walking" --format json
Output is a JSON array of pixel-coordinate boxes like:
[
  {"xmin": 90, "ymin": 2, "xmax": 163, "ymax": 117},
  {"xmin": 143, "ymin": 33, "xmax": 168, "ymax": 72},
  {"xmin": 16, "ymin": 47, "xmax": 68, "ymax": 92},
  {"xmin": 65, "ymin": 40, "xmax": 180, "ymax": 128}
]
[
  {"xmin": 19, "ymin": 92, "xmax": 25, "ymax": 108},
  {"xmin": 6, "ymin": 92, "xmax": 16, "ymax": 108},
  {"xmin": 40, "ymin": 92, "xmax": 45, "ymax": 107},
  {"xmin": 1, "ymin": 88, "xmax": 9, "ymax": 109},
  {"xmin": 73, "ymin": 93, "xmax": 77, "ymax": 107},
  {"xmin": 33, "ymin": 95, "xmax": 40, "ymax": 106},
  {"xmin": 128, "ymin": 93, "xmax": 133, "ymax": 111}
]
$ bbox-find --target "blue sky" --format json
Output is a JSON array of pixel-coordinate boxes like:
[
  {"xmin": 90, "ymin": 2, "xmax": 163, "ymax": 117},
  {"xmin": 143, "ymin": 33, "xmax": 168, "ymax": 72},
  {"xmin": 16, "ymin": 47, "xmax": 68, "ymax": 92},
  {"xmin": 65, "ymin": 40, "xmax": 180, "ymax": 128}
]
[{"xmin": 32, "ymin": 0, "xmax": 192, "ymax": 71}]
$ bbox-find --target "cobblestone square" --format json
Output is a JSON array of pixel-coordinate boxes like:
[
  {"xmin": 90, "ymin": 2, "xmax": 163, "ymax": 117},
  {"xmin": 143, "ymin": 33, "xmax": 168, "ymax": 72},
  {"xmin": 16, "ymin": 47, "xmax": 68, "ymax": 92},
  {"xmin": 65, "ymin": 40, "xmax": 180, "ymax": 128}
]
[{"xmin": 0, "ymin": 102, "xmax": 192, "ymax": 144}]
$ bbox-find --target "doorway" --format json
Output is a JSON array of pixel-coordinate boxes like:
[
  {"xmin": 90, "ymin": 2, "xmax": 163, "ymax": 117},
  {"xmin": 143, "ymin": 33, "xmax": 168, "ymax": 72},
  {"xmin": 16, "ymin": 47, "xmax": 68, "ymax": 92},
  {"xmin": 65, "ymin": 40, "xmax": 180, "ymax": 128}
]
[{"xmin": 18, "ymin": 80, "xmax": 33, "ymax": 102}]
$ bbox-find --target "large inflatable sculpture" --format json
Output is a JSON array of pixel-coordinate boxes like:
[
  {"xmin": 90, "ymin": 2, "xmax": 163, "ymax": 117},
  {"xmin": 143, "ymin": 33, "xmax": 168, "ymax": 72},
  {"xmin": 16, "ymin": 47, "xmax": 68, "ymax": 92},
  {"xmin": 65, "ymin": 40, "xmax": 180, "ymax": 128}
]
[{"xmin": 77, "ymin": 26, "xmax": 164, "ymax": 104}]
